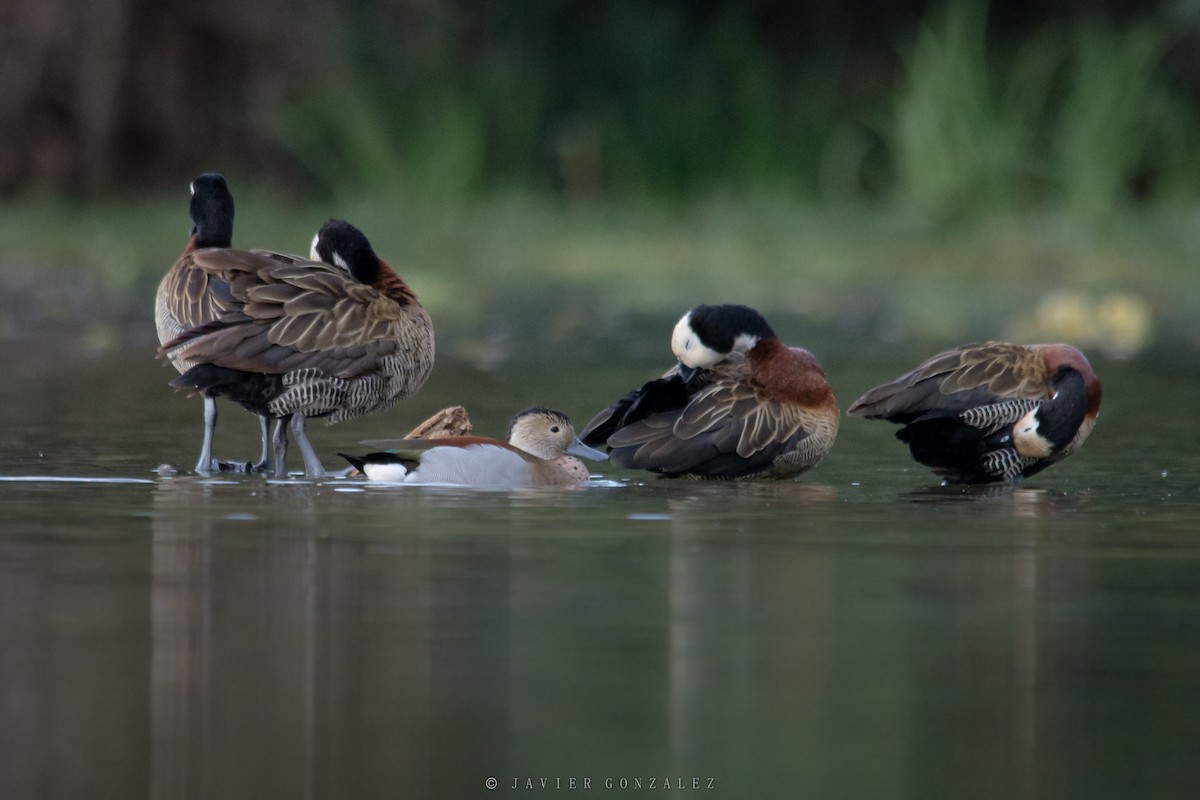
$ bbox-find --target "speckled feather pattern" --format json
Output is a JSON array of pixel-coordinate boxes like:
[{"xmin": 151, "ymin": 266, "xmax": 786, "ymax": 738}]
[
  {"xmin": 848, "ymin": 341, "xmax": 1101, "ymax": 484},
  {"xmin": 847, "ymin": 342, "xmax": 1052, "ymax": 421},
  {"xmin": 157, "ymin": 246, "xmax": 434, "ymax": 423},
  {"xmin": 596, "ymin": 348, "xmax": 839, "ymax": 480}
]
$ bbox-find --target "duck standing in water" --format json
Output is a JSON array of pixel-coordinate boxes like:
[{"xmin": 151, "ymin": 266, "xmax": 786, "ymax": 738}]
[
  {"xmin": 156, "ymin": 173, "xmax": 270, "ymax": 473},
  {"xmin": 158, "ymin": 176, "xmax": 434, "ymax": 478},
  {"xmin": 847, "ymin": 342, "xmax": 1102, "ymax": 484},
  {"xmin": 580, "ymin": 304, "xmax": 839, "ymax": 480},
  {"xmin": 339, "ymin": 407, "xmax": 606, "ymax": 488}
]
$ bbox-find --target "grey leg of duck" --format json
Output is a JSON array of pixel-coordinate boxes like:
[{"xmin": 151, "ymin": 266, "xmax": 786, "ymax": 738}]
[
  {"xmin": 194, "ymin": 396, "xmax": 219, "ymax": 475},
  {"xmin": 272, "ymin": 417, "xmax": 290, "ymax": 479},
  {"xmin": 250, "ymin": 414, "xmax": 273, "ymax": 473},
  {"xmin": 290, "ymin": 414, "xmax": 326, "ymax": 478}
]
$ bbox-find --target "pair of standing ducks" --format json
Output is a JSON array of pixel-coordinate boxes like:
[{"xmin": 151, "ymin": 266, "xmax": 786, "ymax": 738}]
[
  {"xmin": 156, "ymin": 173, "xmax": 434, "ymax": 479},
  {"xmin": 157, "ymin": 174, "xmax": 1102, "ymax": 486},
  {"xmin": 157, "ymin": 173, "xmax": 601, "ymax": 486}
]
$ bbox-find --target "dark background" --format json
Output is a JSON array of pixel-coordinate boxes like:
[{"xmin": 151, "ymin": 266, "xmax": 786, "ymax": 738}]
[{"xmin": 4, "ymin": 0, "xmax": 1197, "ymax": 214}]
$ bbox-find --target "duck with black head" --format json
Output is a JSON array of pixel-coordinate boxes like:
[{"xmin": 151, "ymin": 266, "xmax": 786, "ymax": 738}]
[
  {"xmin": 157, "ymin": 175, "xmax": 434, "ymax": 478},
  {"xmin": 156, "ymin": 173, "xmax": 272, "ymax": 474},
  {"xmin": 847, "ymin": 341, "xmax": 1102, "ymax": 484},
  {"xmin": 580, "ymin": 303, "xmax": 840, "ymax": 480}
]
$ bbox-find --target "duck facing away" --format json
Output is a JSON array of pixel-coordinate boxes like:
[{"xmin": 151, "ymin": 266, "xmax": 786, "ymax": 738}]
[
  {"xmin": 339, "ymin": 407, "xmax": 607, "ymax": 488},
  {"xmin": 580, "ymin": 304, "xmax": 840, "ymax": 480},
  {"xmin": 159, "ymin": 196, "xmax": 434, "ymax": 478},
  {"xmin": 847, "ymin": 341, "xmax": 1102, "ymax": 484},
  {"xmin": 156, "ymin": 173, "xmax": 273, "ymax": 474}
]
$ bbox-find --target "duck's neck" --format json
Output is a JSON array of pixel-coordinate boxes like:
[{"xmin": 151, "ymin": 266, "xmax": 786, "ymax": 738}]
[
  {"xmin": 748, "ymin": 339, "xmax": 835, "ymax": 406},
  {"xmin": 373, "ymin": 260, "xmax": 421, "ymax": 306}
]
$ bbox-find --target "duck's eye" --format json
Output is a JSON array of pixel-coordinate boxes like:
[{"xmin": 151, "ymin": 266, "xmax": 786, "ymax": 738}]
[{"xmin": 550, "ymin": 426, "xmax": 560, "ymax": 433}]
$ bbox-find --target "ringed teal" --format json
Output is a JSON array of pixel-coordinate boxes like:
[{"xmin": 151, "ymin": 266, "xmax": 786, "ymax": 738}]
[{"xmin": 340, "ymin": 407, "xmax": 606, "ymax": 488}]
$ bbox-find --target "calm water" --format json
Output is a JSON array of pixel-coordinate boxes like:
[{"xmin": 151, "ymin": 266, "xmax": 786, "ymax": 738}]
[{"xmin": 1, "ymin": 336, "xmax": 1199, "ymax": 799}]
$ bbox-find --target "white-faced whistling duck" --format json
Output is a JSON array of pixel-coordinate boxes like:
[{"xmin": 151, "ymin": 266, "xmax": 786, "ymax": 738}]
[
  {"xmin": 847, "ymin": 341, "xmax": 1102, "ymax": 485},
  {"xmin": 157, "ymin": 175, "xmax": 434, "ymax": 478},
  {"xmin": 580, "ymin": 303, "xmax": 840, "ymax": 480},
  {"xmin": 155, "ymin": 173, "xmax": 270, "ymax": 474}
]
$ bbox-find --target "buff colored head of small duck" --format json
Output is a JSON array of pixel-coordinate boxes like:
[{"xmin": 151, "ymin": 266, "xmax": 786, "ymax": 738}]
[
  {"xmin": 310, "ymin": 219, "xmax": 384, "ymax": 284},
  {"xmin": 670, "ymin": 304, "xmax": 777, "ymax": 380},
  {"xmin": 507, "ymin": 407, "xmax": 608, "ymax": 462},
  {"xmin": 189, "ymin": 173, "xmax": 234, "ymax": 248}
]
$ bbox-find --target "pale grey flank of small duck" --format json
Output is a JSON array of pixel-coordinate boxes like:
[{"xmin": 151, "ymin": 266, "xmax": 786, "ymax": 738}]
[{"xmin": 338, "ymin": 407, "xmax": 606, "ymax": 488}]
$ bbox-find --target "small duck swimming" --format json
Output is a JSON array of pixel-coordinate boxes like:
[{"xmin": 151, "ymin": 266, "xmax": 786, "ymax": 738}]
[
  {"xmin": 580, "ymin": 303, "xmax": 840, "ymax": 480},
  {"xmin": 339, "ymin": 407, "xmax": 607, "ymax": 488},
  {"xmin": 847, "ymin": 341, "xmax": 1102, "ymax": 484}
]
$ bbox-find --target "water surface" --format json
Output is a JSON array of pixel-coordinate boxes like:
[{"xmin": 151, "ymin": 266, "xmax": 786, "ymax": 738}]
[{"xmin": 1, "ymin": 338, "xmax": 1198, "ymax": 799}]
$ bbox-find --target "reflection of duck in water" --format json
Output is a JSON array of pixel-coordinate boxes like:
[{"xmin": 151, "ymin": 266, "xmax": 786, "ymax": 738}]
[
  {"xmin": 158, "ymin": 179, "xmax": 434, "ymax": 478},
  {"xmin": 848, "ymin": 342, "xmax": 1102, "ymax": 485},
  {"xmin": 581, "ymin": 304, "xmax": 839, "ymax": 480},
  {"xmin": 339, "ymin": 407, "xmax": 606, "ymax": 488}
]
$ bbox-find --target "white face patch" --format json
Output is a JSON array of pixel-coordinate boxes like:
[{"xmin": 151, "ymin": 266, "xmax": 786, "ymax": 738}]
[
  {"xmin": 311, "ymin": 232, "xmax": 351, "ymax": 271},
  {"xmin": 1013, "ymin": 408, "xmax": 1053, "ymax": 458},
  {"xmin": 189, "ymin": 181, "xmax": 196, "ymax": 196},
  {"xmin": 670, "ymin": 313, "xmax": 724, "ymax": 369}
]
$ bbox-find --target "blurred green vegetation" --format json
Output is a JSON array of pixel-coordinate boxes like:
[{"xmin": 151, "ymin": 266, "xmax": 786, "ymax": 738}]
[
  {"xmin": 1, "ymin": 0, "xmax": 1199, "ymax": 357},
  {"xmin": 0, "ymin": 189, "xmax": 1193, "ymax": 360},
  {"xmin": 4, "ymin": 0, "xmax": 1200, "ymax": 214},
  {"xmin": 281, "ymin": 0, "xmax": 1200, "ymax": 214},
  {"xmin": 894, "ymin": 3, "xmax": 1200, "ymax": 217}
]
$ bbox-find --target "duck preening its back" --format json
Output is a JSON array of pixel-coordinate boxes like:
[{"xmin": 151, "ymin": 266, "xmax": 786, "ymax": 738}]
[
  {"xmin": 581, "ymin": 304, "xmax": 839, "ymax": 480},
  {"xmin": 847, "ymin": 341, "xmax": 1102, "ymax": 484}
]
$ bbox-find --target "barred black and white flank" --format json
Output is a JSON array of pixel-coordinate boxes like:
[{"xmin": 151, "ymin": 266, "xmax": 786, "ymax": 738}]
[
  {"xmin": 157, "ymin": 179, "xmax": 433, "ymax": 479},
  {"xmin": 847, "ymin": 341, "xmax": 1102, "ymax": 485}
]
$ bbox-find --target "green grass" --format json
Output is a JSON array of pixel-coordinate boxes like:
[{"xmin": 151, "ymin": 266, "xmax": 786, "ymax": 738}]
[
  {"xmin": 1, "ymin": 189, "xmax": 1195, "ymax": 360},
  {"xmin": 890, "ymin": 2, "xmax": 1200, "ymax": 218}
]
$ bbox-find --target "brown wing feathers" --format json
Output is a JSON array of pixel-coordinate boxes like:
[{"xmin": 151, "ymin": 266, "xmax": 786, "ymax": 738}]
[
  {"xmin": 162, "ymin": 252, "xmax": 405, "ymax": 381},
  {"xmin": 849, "ymin": 343, "xmax": 1050, "ymax": 421}
]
